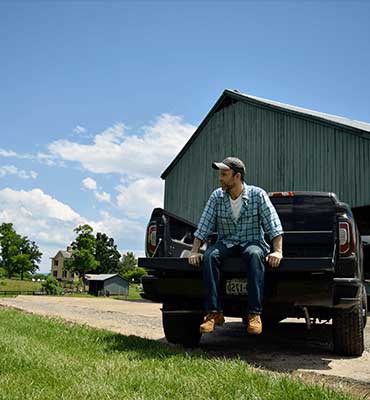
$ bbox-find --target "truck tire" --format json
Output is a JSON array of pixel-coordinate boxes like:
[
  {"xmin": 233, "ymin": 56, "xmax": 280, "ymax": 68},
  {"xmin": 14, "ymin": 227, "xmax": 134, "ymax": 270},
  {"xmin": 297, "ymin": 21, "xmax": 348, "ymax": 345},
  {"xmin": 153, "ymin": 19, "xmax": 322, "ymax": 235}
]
[
  {"xmin": 333, "ymin": 299, "xmax": 364, "ymax": 356},
  {"xmin": 362, "ymin": 285, "xmax": 368, "ymax": 328},
  {"xmin": 162, "ymin": 308, "xmax": 204, "ymax": 348}
]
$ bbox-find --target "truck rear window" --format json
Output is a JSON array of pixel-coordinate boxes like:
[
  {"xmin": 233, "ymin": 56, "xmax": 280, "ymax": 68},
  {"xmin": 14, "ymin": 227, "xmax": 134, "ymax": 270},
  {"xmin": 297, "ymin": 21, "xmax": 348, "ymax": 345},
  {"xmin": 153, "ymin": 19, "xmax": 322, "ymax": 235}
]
[{"xmin": 270, "ymin": 196, "xmax": 336, "ymax": 231}]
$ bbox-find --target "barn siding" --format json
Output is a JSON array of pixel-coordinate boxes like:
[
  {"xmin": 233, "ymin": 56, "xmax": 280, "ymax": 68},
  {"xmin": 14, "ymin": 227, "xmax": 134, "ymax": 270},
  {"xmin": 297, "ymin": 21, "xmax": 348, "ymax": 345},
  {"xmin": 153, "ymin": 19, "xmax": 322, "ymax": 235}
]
[
  {"xmin": 164, "ymin": 100, "xmax": 370, "ymax": 224},
  {"xmin": 104, "ymin": 276, "xmax": 129, "ymax": 296}
]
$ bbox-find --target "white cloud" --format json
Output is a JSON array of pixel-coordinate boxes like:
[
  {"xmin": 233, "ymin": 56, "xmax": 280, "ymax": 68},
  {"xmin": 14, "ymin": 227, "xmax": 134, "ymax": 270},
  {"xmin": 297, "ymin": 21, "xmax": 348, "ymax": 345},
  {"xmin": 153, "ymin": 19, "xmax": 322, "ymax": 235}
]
[
  {"xmin": 0, "ymin": 188, "xmax": 83, "ymax": 273},
  {"xmin": 0, "ymin": 114, "xmax": 196, "ymax": 272},
  {"xmin": 94, "ymin": 191, "xmax": 111, "ymax": 203},
  {"xmin": 0, "ymin": 148, "xmax": 57, "ymax": 167},
  {"xmin": 73, "ymin": 125, "xmax": 87, "ymax": 134},
  {"xmin": 36, "ymin": 153, "xmax": 56, "ymax": 166},
  {"xmin": 0, "ymin": 149, "xmax": 18, "ymax": 157},
  {"xmin": 0, "ymin": 149, "xmax": 34, "ymax": 160},
  {"xmin": 0, "ymin": 188, "xmax": 81, "ymax": 223},
  {"xmin": 91, "ymin": 211, "xmax": 144, "ymax": 246},
  {"xmin": 0, "ymin": 165, "xmax": 38, "ymax": 180},
  {"xmin": 82, "ymin": 177, "xmax": 111, "ymax": 203},
  {"xmin": 116, "ymin": 177, "xmax": 163, "ymax": 219},
  {"xmin": 0, "ymin": 165, "xmax": 17, "ymax": 175},
  {"xmin": 47, "ymin": 114, "xmax": 194, "ymax": 231},
  {"xmin": 48, "ymin": 115, "xmax": 195, "ymax": 177},
  {"xmin": 82, "ymin": 177, "xmax": 97, "ymax": 190},
  {"xmin": 0, "ymin": 188, "xmax": 145, "ymax": 273}
]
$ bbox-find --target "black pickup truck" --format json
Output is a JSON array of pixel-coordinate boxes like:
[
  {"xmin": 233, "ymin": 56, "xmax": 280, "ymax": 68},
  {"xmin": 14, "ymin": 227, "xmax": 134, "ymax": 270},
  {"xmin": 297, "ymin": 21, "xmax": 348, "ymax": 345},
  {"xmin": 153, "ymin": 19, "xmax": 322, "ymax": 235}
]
[{"xmin": 138, "ymin": 191, "xmax": 368, "ymax": 356}]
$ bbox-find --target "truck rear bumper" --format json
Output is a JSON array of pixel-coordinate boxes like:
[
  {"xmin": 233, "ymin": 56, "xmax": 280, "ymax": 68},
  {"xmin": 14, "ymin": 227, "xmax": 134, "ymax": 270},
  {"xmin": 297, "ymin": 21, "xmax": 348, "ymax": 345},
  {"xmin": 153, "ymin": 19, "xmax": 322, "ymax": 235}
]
[
  {"xmin": 141, "ymin": 274, "xmax": 363, "ymax": 315},
  {"xmin": 140, "ymin": 258, "xmax": 363, "ymax": 316}
]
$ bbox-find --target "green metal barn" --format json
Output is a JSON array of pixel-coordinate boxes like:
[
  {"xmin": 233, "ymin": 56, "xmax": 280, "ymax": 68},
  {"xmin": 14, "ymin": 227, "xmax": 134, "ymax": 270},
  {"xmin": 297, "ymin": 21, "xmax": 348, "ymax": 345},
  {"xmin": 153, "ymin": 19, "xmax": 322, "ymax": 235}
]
[
  {"xmin": 86, "ymin": 274, "xmax": 129, "ymax": 296},
  {"xmin": 161, "ymin": 89, "xmax": 370, "ymax": 236}
]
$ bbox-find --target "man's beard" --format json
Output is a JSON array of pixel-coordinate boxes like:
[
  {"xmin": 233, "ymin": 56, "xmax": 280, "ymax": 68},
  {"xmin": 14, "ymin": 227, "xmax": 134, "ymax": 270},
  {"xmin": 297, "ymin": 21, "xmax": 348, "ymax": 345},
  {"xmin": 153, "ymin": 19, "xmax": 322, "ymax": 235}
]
[{"xmin": 221, "ymin": 181, "xmax": 235, "ymax": 192}]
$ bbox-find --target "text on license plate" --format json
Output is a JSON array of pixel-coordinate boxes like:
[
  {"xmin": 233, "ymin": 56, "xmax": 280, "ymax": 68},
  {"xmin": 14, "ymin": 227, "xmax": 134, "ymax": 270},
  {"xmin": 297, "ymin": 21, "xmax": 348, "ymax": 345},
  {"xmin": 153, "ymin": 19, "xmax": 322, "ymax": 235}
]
[{"xmin": 226, "ymin": 279, "xmax": 248, "ymax": 295}]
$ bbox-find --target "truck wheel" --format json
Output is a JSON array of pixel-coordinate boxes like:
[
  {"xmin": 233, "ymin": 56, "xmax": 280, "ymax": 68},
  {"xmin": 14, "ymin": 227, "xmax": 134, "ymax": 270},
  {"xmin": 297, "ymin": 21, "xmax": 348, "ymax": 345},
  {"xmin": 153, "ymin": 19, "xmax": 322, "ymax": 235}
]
[
  {"xmin": 362, "ymin": 285, "xmax": 368, "ymax": 328},
  {"xmin": 162, "ymin": 309, "xmax": 204, "ymax": 348},
  {"xmin": 333, "ymin": 299, "xmax": 364, "ymax": 356}
]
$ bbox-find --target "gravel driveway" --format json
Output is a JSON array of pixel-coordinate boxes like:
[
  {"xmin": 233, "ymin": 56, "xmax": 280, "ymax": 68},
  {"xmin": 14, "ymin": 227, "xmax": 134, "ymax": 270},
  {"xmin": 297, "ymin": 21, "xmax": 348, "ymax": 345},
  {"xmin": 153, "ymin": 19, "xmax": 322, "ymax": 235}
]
[{"xmin": 1, "ymin": 295, "xmax": 369, "ymax": 388}]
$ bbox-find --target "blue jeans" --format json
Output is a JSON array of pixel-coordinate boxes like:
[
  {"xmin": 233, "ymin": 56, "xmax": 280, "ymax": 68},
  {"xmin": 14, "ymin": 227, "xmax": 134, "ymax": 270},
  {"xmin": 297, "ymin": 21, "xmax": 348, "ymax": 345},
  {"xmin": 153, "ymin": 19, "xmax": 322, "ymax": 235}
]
[{"xmin": 202, "ymin": 241, "xmax": 266, "ymax": 314}]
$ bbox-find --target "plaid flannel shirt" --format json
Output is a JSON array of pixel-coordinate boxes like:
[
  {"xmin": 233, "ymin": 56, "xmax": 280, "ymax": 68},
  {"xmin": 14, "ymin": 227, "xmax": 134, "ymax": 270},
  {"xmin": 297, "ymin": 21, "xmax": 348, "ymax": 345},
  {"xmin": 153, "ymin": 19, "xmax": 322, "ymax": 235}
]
[{"xmin": 194, "ymin": 183, "xmax": 283, "ymax": 256}]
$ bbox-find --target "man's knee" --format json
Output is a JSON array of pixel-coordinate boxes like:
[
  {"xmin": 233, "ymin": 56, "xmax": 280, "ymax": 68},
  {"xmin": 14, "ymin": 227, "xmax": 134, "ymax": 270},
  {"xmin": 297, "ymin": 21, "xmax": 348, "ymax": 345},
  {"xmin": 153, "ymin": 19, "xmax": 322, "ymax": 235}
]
[
  {"xmin": 241, "ymin": 245, "xmax": 264, "ymax": 261},
  {"xmin": 204, "ymin": 246, "xmax": 221, "ymax": 263}
]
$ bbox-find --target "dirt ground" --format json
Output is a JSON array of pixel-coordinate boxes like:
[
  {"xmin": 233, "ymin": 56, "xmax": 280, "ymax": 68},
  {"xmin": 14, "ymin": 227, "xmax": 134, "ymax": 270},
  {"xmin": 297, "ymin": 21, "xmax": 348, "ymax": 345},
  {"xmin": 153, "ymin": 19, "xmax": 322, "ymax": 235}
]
[{"xmin": 1, "ymin": 296, "xmax": 369, "ymax": 395}]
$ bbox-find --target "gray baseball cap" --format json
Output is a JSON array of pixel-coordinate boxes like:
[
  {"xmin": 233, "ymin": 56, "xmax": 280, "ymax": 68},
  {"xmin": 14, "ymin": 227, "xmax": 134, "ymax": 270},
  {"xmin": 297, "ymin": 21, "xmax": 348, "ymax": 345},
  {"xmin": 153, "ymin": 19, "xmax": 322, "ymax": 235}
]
[{"xmin": 212, "ymin": 157, "xmax": 245, "ymax": 178}]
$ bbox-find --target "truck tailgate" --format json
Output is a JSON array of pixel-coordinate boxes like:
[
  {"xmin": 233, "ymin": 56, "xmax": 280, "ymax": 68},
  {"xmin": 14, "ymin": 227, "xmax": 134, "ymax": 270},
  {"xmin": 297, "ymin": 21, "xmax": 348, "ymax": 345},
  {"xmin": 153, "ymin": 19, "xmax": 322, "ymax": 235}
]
[{"xmin": 138, "ymin": 256, "xmax": 335, "ymax": 273}]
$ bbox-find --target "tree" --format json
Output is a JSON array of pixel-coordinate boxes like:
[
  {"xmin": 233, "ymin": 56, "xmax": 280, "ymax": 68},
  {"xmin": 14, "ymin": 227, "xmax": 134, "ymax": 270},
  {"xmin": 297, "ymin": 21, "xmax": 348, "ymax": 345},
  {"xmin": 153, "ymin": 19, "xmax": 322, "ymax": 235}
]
[
  {"xmin": 119, "ymin": 251, "xmax": 146, "ymax": 283},
  {"xmin": 123, "ymin": 267, "xmax": 147, "ymax": 283},
  {"xmin": 12, "ymin": 254, "xmax": 31, "ymax": 281},
  {"xmin": 0, "ymin": 223, "xmax": 42, "ymax": 279},
  {"xmin": 65, "ymin": 224, "xmax": 99, "ymax": 280},
  {"xmin": 119, "ymin": 251, "xmax": 137, "ymax": 274},
  {"xmin": 0, "ymin": 223, "xmax": 22, "ymax": 278},
  {"xmin": 18, "ymin": 237, "xmax": 42, "ymax": 279},
  {"xmin": 94, "ymin": 232, "xmax": 121, "ymax": 274}
]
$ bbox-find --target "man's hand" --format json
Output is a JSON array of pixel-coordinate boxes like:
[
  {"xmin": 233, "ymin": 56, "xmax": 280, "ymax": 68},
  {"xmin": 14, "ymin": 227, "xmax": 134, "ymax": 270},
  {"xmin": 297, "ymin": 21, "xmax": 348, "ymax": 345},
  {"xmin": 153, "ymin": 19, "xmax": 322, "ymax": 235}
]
[
  {"xmin": 188, "ymin": 252, "xmax": 203, "ymax": 267},
  {"xmin": 265, "ymin": 251, "xmax": 283, "ymax": 268}
]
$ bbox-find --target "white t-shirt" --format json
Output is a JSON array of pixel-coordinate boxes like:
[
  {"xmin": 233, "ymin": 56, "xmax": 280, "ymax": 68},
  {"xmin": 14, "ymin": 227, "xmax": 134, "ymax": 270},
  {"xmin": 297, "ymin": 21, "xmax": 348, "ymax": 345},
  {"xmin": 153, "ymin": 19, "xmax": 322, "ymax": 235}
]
[{"xmin": 230, "ymin": 194, "xmax": 243, "ymax": 220}]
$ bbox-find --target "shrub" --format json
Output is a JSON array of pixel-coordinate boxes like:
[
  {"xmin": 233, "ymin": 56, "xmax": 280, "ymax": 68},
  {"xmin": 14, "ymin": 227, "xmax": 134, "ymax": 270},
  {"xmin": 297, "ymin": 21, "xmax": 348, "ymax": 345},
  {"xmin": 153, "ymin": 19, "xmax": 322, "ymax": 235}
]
[
  {"xmin": 41, "ymin": 276, "xmax": 62, "ymax": 295},
  {"xmin": 0, "ymin": 268, "xmax": 7, "ymax": 279}
]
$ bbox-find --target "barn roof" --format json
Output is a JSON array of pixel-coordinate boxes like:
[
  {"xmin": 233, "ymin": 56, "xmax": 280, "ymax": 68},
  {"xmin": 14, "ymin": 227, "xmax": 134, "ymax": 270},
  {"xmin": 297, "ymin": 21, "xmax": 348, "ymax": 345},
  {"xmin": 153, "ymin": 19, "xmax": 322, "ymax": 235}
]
[
  {"xmin": 161, "ymin": 89, "xmax": 370, "ymax": 179},
  {"xmin": 85, "ymin": 274, "xmax": 118, "ymax": 281}
]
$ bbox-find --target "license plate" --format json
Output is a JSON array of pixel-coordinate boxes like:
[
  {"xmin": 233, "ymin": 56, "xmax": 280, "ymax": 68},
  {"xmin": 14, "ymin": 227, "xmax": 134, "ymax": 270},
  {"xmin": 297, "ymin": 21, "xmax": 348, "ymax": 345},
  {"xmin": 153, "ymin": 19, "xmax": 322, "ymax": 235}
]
[{"xmin": 225, "ymin": 279, "xmax": 248, "ymax": 295}]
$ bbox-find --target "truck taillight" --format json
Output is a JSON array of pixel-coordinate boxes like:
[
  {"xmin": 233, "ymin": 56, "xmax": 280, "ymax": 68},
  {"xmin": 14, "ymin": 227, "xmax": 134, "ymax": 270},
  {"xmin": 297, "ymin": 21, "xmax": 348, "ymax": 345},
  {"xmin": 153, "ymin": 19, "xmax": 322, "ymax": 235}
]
[
  {"xmin": 339, "ymin": 221, "xmax": 354, "ymax": 255},
  {"xmin": 146, "ymin": 224, "xmax": 157, "ymax": 256},
  {"xmin": 269, "ymin": 191, "xmax": 295, "ymax": 197}
]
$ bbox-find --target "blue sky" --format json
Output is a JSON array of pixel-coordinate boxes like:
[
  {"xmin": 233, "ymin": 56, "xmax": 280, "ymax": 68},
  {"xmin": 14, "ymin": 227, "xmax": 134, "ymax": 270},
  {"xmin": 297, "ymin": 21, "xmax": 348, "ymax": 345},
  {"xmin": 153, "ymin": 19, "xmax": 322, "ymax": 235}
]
[{"xmin": 0, "ymin": 1, "xmax": 369, "ymax": 273}]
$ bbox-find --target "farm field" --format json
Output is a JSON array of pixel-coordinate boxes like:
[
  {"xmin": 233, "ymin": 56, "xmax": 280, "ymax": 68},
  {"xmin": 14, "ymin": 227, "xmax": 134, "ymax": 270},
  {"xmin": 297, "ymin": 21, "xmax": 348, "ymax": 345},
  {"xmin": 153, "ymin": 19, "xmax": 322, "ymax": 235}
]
[{"xmin": 0, "ymin": 278, "xmax": 42, "ymax": 293}]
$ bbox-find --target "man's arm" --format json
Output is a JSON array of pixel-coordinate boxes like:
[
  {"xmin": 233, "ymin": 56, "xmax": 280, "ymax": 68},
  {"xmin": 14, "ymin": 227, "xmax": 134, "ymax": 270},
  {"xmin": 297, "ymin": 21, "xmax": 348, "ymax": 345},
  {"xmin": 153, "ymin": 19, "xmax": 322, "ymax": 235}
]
[
  {"xmin": 272, "ymin": 234, "xmax": 283, "ymax": 254},
  {"xmin": 259, "ymin": 190, "xmax": 284, "ymax": 268},
  {"xmin": 266, "ymin": 234, "xmax": 283, "ymax": 268},
  {"xmin": 191, "ymin": 237, "xmax": 202, "ymax": 254},
  {"xmin": 188, "ymin": 192, "xmax": 217, "ymax": 267},
  {"xmin": 189, "ymin": 237, "xmax": 203, "ymax": 267}
]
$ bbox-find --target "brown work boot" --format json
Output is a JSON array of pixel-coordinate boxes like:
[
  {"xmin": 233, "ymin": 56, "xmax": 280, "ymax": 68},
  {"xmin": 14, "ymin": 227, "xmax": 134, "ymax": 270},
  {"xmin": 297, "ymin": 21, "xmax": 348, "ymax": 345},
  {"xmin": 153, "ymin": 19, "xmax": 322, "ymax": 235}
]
[
  {"xmin": 200, "ymin": 312, "xmax": 225, "ymax": 333},
  {"xmin": 247, "ymin": 314, "xmax": 262, "ymax": 335}
]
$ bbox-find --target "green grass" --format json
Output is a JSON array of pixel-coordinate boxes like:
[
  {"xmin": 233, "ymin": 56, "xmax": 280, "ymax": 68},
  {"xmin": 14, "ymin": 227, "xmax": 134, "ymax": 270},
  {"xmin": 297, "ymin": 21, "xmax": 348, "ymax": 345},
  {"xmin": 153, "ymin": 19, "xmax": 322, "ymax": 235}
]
[
  {"xmin": 112, "ymin": 284, "xmax": 144, "ymax": 300},
  {"xmin": 0, "ymin": 278, "xmax": 42, "ymax": 292},
  {"xmin": 0, "ymin": 308, "xmax": 353, "ymax": 400},
  {"xmin": 0, "ymin": 279, "xmax": 142, "ymax": 300},
  {"xmin": 63, "ymin": 284, "xmax": 143, "ymax": 300},
  {"xmin": 127, "ymin": 284, "xmax": 144, "ymax": 300}
]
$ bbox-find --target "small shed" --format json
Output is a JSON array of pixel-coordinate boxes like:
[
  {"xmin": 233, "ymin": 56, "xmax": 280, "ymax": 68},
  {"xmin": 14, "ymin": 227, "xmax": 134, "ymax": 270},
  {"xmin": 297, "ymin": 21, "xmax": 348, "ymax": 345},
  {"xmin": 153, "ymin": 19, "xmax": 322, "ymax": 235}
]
[{"xmin": 85, "ymin": 274, "xmax": 129, "ymax": 296}]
